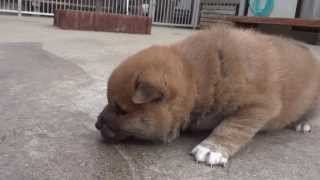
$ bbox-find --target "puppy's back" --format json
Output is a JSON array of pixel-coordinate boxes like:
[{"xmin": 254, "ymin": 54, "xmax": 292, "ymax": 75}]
[{"xmin": 175, "ymin": 25, "xmax": 320, "ymax": 129}]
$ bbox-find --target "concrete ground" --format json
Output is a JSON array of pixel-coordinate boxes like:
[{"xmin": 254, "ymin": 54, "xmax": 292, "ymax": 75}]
[{"xmin": 0, "ymin": 15, "xmax": 320, "ymax": 180}]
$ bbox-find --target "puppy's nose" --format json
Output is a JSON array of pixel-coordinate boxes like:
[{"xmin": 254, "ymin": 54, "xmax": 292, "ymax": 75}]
[
  {"xmin": 95, "ymin": 121, "xmax": 102, "ymax": 130},
  {"xmin": 95, "ymin": 113, "xmax": 105, "ymax": 130},
  {"xmin": 96, "ymin": 109, "xmax": 114, "ymax": 130}
]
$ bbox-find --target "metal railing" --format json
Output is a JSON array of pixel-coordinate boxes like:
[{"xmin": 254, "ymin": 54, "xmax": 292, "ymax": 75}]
[{"xmin": 0, "ymin": 0, "xmax": 200, "ymax": 27}]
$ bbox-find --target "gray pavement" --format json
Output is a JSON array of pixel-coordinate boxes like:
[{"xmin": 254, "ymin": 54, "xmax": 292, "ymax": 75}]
[{"xmin": 0, "ymin": 15, "xmax": 320, "ymax": 180}]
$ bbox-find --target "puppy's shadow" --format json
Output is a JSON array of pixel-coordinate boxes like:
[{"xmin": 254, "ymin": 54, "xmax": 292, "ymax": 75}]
[
  {"xmin": 96, "ymin": 130, "xmax": 212, "ymax": 147},
  {"xmin": 97, "ymin": 136, "xmax": 158, "ymax": 146}
]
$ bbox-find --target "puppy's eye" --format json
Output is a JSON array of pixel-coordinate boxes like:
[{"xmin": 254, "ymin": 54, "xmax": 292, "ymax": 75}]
[
  {"xmin": 114, "ymin": 102, "xmax": 128, "ymax": 115},
  {"xmin": 153, "ymin": 95, "xmax": 164, "ymax": 103}
]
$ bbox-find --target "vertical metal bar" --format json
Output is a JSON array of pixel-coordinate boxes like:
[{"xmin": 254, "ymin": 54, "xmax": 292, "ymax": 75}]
[
  {"xmin": 107, "ymin": 0, "xmax": 110, "ymax": 13},
  {"xmin": 188, "ymin": 7, "xmax": 191, "ymax": 25},
  {"xmin": 25, "ymin": 0, "xmax": 27, "ymax": 12},
  {"xmin": 164, "ymin": 0, "xmax": 168, "ymax": 22},
  {"xmin": 191, "ymin": 0, "xmax": 200, "ymax": 28},
  {"xmin": 135, "ymin": 0, "xmax": 137, "ymax": 16},
  {"xmin": 167, "ymin": 0, "xmax": 170, "ymax": 22},
  {"xmin": 131, "ymin": 0, "xmax": 133, "ymax": 15},
  {"xmin": 139, "ymin": 0, "xmax": 141, "ymax": 16},
  {"xmin": 180, "ymin": 1, "xmax": 184, "ymax": 24},
  {"xmin": 178, "ymin": 1, "xmax": 182, "ymax": 25},
  {"xmin": 161, "ymin": 0, "xmax": 165, "ymax": 22},
  {"xmin": 183, "ymin": 2, "xmax": 187, "ymax": 25},
  {"xmin": 136, "ymin": 0, "xmax": 139, "ymax": 16},
  {"xmin": 18, "ymin": 0, "xmax": 22, "ymax": 15},
  {"xmin": 174, "ymin": 0, "xmax": 178, "ymax": 24},
  {"xmin": 138, "ymin": 0, "xmax": 140, "ymax": 16},
  {"xmin": 169, "ymin": 0, "xmax": 173, "ymax": 22},
  {"xmin": 130, "ymin": 0, "xmax": 132, "ymax": 15},
  {"xmin": 184, "ymin": 1, "xmax": 187, "ymax": 25},
  {"xmin": 126, "ymin": 0, "xmax": 129, "ymax": 15},
  {"xmin": 141, "ymin": 0, "xmax": 143, "ymax": 16},
  {"xmin": 157, "ymin": 0, "xmax": 160, "ymax": 22},
  {"xmin": 115, "ymin": 0, "xmax": 117, "ymax": 14},
  {"xmin": 159, "ymin": 0, "xmax": 163, "ymax": 22},
  {"xmin": 156, "ymin": 0, "xmax": 160, "ymax": 22},
  {"xmin": 112, "ymin": 0, "xmax": 114, "ymax": 13},
  {"xmin": 124, "ymin": 0, "xmax": 126, "ymax": 14},
  {"xmin": 166, "ymin": 0, "xmax": 170, "ymax": 22},
  {"xmin": 120, "ymin": 0, "xmax": 122, "ymax": 14},
  {"xmin": 132, "ymin": 0, "xmax": 135, "ymax": 15},
  {"xmin": 46, "ymin": 0, "xmax": 49, "ymax": 12},
  {"xmin": 148, "ymin": 0, "xmax": 154, "ymax": 21},
  {"xmin": 171, "ymin": 0, "xmax": 175, "ymax": 24},
  {"xmin": 122, "ymin": 0, "xmax": 124, "ymax": 14},
  {"xmin": 163, "ymin": 0, "xmax": 166, "ymax": 22},
  {"xmin": 137, "ymin": 0, "xmax": 139, "ymax": 16},
  {"xmin": 181, "ymin": 1, "xmax": 185, "ymax": 25},
  {"xmin": 110, "ymin": 0, "xmax": 113, "ymax": 13}
]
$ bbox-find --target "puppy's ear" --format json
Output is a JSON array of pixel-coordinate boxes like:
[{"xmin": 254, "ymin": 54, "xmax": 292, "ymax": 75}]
[{"xmin": 132, "ymin": 81, "xmax": 163, "ymax": 104}]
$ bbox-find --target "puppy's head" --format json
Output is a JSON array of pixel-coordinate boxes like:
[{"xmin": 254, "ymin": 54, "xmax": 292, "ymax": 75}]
[{"xmin": 96, "ymin": 46, "xmax": 194, "ymax": 143}]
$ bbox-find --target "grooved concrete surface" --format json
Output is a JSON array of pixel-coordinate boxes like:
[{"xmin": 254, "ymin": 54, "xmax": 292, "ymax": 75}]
[{"xmin": 0, "ymin": 15, "xmax": 320, "ymax": 180}]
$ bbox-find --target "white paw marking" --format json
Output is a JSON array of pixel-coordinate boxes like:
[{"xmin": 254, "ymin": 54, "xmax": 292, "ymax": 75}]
[
  {"xmin": 191, "ymin": 145, "xmax": 228, "ymax": 167},
  {"xmin": 295, "ymin": 123, "xmax": 311, "ymax": 133}
]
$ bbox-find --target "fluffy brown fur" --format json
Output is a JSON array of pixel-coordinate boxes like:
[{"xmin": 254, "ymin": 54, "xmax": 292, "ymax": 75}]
[{"xmin": 96, "ymin": 25, "xmax": 320, "ymax": 166}]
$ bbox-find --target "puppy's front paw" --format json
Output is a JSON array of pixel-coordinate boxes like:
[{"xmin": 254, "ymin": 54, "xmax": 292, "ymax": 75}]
[
  {"xmin": 191, "ymin": 145, "xmax": 228, "ymax": 167},
  {"xmin": 295, "ymin": 123, "xmax": 311, "ymax": 133}
]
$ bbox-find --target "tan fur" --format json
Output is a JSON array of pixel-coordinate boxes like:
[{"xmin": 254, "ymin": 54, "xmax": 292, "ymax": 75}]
[{"xmin": 96, "ymin": 25, "xmax": 320, "ymax": 160}]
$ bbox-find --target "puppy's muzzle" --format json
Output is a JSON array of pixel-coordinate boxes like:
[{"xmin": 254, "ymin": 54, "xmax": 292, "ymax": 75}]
[{"xmin": 96, "ymin": 110, "xmax": 129, "ymax": 142}]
